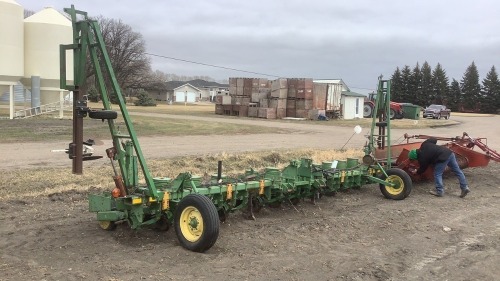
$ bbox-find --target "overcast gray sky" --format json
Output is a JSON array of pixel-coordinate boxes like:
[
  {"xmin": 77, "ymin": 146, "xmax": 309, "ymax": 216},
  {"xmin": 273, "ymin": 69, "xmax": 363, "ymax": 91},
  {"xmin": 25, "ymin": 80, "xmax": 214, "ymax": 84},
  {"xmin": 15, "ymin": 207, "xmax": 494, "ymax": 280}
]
[{"xmin": 17, "ymin": 0, "xmax": 500, "ymax": 93}]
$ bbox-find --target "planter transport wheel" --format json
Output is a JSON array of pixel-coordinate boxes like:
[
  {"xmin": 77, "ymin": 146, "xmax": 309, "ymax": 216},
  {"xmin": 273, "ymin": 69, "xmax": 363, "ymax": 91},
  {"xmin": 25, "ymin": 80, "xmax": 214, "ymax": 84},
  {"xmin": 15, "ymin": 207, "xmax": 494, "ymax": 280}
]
[
  {"xmin": 379, "ymin": 168, "xmax": 412, "ymax": 200},
  {"xmin": 174, "ymin": 194, "xmax": 219, "ymax": 252}
]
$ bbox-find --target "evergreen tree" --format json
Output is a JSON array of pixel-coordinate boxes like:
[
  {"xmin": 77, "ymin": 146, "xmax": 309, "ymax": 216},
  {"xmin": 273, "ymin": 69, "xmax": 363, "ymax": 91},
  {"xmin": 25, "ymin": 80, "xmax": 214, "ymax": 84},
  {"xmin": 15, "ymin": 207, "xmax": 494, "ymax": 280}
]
[
  {"xmin": 134, "ymin": 90, "xmax": 157, "ymax": 106},
  {"xmin": 401, "ymin": 65, "xmax": 412, "ymax": 103},
  {"xmin": 391, "ymin": 67, "xmax": 403, "ymax": 102},
  {"xmin": 460, "ymin": 61, "xmax": 481, "ymax": 112},
  {"xmin": 432, "ymin": 63, "xmax": 449, "ymax": 104},
  {"xmin": 410, "ymin": 63, "xmax": 422, "ymax": 105},
  {"xmin": 448, "ymin": 79, "xmax": 461, "ymax": 112},
  {"xmin": 87, "ymin": 86, "xmax": 100, "ymax": 102},
  {"xmin": 480, "ymin": 66, "xmax": 500, "ymax": 114},
  {"xmin": 420, "ymin": 61, "xmax": 433, "ymax": 104}
]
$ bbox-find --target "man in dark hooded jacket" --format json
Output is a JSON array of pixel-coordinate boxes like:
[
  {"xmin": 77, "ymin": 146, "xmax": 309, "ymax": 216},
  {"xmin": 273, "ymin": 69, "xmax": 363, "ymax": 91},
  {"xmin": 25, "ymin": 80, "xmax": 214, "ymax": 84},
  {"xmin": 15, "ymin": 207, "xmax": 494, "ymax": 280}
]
[{"xmin": 408, "ymin": 138, "xmax": 470, "ymax": 197}]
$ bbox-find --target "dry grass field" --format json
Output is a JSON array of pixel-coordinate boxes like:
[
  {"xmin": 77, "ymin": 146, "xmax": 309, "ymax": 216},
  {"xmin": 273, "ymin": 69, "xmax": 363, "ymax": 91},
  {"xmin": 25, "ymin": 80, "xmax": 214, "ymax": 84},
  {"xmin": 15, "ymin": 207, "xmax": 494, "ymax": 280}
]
[{"xmin": 0, "ymin": 148, "xmax": 363, "ymax": 199}]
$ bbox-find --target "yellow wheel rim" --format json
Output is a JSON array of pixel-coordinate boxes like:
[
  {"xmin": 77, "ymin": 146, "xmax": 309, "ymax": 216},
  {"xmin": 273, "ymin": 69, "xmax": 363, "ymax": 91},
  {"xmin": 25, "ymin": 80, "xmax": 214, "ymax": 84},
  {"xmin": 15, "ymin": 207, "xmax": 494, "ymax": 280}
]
[
  {"xmin": 179, "ymin": 206, "xmax": 204, "ymax": 242},
  {"xmin": 99, "ymin": 220, "xmax": 113, "ymax": 230},
  {"xmin": 385, "ymin": 175, "xmax": 404, "ymax": 195}
]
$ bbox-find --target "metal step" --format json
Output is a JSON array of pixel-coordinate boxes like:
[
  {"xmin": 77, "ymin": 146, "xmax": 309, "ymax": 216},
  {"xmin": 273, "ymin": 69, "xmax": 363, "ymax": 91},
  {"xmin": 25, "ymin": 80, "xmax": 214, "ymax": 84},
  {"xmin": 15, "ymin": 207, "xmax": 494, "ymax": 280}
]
[{"xmin": 14, "ymin": 101, "xmax": 72, "ymax": 118}]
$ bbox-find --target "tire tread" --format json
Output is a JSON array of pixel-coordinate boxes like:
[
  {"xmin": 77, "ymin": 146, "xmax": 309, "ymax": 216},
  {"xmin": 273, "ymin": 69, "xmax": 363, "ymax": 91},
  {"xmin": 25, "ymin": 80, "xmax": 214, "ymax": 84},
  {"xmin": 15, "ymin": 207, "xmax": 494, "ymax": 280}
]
[{"xmin": 174, "ymin": 194, "xmax": 219, "ymax": 252}]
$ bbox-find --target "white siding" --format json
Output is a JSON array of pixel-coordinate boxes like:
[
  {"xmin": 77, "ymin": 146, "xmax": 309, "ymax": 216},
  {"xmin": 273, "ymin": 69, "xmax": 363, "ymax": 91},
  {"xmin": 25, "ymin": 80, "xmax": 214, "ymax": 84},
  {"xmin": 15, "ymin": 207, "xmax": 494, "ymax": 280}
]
[
  {"xmin": 187, "ymin": 92, "xmax": 196, "ymax": 102},
  {"xmin": 175, "ymin": 91, "xmax": 196, "ymax": 102},
  {"xmin": 0, "ymin": 0, "xmax": 24, "ymax": 94},
  {"xmin": 23, "ymin": 7, "xmax": 73, "ymax": 104},
  {"xmin": 342, "ymin": 96, "xmax": 364, "ymax": 120}
]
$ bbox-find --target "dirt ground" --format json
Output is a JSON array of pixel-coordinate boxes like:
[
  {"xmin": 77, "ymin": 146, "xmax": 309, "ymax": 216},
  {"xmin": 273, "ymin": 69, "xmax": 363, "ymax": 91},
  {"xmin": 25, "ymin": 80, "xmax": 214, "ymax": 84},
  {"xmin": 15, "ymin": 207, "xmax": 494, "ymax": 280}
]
[{"xmin": 0, "ymin": 114, "xmax": 499, "ymax": 281}]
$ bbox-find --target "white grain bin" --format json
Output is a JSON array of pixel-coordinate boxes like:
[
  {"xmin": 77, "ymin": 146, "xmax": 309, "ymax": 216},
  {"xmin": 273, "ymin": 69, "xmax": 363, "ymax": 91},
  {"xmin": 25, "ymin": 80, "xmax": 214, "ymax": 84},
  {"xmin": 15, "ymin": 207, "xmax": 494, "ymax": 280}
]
[
  {"xmin": 23, "ymin": 7, "xmax": 73, "ymax": 105},
  {"xmin": 0, "ymin": 0, "xmax": 24, "ymax": 95}
]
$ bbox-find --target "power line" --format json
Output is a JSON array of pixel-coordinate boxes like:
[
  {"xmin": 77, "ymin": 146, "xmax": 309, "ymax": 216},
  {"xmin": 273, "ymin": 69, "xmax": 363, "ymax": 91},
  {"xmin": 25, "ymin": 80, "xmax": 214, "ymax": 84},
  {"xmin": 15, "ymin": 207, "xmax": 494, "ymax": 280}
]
[
  {"xmin": 144, "ymin": 52, "xmax": 281, "ymax": 78},
  {"xmin": 143, "ymin": 50, "xmax": 376, "ymax": 90}
]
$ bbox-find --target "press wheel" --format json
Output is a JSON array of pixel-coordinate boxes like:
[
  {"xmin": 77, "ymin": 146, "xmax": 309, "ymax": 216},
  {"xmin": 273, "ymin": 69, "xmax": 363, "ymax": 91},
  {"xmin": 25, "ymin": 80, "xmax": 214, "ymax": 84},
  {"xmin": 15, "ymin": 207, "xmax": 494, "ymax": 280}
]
[{"xmin": 98, "ymin": 220, "xmax": 117, "ymax": 231}]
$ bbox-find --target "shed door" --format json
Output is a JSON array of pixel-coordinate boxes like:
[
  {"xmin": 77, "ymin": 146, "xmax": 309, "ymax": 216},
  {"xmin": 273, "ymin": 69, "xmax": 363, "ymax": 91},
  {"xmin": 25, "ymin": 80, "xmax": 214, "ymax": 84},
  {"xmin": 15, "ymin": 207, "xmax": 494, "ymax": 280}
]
[{"xmin": 342, "ymin": 97, "xmax": 356, "ymax": 119}]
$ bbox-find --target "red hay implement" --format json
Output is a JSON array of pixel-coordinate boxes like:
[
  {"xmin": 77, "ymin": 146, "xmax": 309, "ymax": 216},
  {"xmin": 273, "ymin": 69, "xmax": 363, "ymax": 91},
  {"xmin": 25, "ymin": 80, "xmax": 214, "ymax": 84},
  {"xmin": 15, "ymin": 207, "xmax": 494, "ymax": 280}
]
[{"xmin": 375, "ymin": 132, "xmax": 500, "ymax": 181}]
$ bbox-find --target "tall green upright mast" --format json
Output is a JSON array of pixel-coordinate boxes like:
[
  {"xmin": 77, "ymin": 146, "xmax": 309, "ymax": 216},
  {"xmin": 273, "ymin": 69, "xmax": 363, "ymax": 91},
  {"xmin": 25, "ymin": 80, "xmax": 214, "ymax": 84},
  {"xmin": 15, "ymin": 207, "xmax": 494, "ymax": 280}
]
[{"xmin": 60, "ymin": 5, "xmax": 157, "ymax": 198}]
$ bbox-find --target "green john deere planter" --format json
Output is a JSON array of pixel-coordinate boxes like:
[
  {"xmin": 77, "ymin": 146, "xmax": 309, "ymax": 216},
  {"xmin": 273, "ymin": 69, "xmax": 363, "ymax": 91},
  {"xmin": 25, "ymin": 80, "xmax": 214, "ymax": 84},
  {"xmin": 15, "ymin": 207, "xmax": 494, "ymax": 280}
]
[{"xmin": 60, "ymin": 6, "xmax": 412, "ymax": 253}]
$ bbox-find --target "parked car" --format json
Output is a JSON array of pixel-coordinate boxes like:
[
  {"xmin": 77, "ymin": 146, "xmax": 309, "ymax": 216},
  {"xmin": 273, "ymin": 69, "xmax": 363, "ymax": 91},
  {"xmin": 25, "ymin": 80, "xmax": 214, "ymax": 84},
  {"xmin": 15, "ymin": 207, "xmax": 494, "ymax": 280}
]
[{"xmin": 423, "ymin": 104, "xmax": 451, "ymax": 119}]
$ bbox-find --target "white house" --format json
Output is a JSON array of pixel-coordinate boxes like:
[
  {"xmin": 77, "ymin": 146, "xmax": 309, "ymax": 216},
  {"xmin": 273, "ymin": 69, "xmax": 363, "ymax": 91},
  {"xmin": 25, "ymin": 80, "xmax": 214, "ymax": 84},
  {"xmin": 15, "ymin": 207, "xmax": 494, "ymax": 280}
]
[
  {"xmin": 172, "ymin": 83, "xmax": 202, "ymax": 103},
  {"xmin": 162, "ymin": 80, "xmax": 229, "ymax": 103}
]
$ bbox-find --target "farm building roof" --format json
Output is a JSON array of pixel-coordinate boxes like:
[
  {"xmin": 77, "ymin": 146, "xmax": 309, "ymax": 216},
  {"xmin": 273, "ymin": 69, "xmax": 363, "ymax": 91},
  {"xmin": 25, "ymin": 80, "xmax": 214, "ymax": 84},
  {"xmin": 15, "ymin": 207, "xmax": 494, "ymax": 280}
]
[{"xmin": 341, "ymin": 91, "xmax": 366, "ymax": 97}]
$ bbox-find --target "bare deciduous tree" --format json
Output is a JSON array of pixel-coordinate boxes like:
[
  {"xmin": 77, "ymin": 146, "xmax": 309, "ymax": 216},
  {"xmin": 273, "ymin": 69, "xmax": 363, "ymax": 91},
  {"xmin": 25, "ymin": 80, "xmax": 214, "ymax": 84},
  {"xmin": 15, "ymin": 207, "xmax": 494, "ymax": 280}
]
[
  {"xmin": 100, "ymin": 17, "xmax": 151, "ymax": 89},
  {"xmin": 87, "ymin": 16, "xmax": 152, "ymax": 93},
  {"xmin": 82, "ymin": 15, "xmax": 222, "ymax": 101},
  {"xmin": 142, "ymin": 70, "xmax": 169, "ymax": 93}
]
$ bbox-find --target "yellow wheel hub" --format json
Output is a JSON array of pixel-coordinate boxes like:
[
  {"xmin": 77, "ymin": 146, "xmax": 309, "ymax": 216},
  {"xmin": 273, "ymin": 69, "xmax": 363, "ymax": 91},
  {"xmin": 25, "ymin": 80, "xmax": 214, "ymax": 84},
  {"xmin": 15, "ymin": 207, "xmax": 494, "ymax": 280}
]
[
  {"xmin": 179, "ymin": 206, "xmax": 204, "ymax": 242},
  {"xmin": 385, "ymin": 175, "xmax": 404, "ymax": 195}
]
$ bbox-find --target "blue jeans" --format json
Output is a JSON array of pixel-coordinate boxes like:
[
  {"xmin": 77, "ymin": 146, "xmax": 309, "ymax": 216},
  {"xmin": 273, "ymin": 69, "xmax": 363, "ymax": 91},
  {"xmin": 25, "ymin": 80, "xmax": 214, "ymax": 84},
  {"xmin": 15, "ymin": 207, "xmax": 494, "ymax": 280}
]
[{"xmin": 434, "ymin": 153, "xmax": 468, "ymax": 194}]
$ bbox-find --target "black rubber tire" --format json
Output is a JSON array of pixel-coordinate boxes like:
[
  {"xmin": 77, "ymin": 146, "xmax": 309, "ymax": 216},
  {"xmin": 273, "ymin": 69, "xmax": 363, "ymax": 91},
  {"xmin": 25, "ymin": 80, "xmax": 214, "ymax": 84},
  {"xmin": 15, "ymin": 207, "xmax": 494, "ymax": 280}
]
[
  {"xmin": 379, "ymin": 168, "xmax": 412, "ymax": 200},
  {"xmin": 174, "ymin": 194, "xmax": 219, "ymax": 252},
  {"xmin": 363, "ymin": 103, "xmax": 374, "ymax": 118},
  {"xmin": 389, "ymin": 108, "xmax": 396, "ymax": 120},
  {"xmin": 437, "ymin": 113, "xmax": 441, "ymax": 119},
  {"xmin": 89, "ymin": 110, "xmax": 117, "ymax": 120}
]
